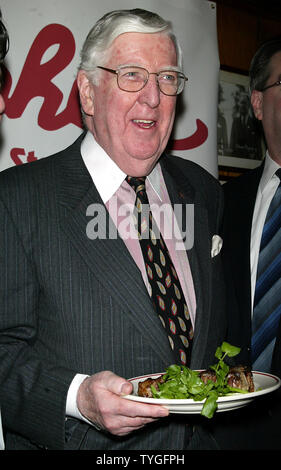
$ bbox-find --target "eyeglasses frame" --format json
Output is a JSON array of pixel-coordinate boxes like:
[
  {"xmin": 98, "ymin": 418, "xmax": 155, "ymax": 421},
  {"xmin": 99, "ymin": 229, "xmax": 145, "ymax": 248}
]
[
  {"xmin": 261, "ymin": 79, "xmax": 281, "ymax": 92},
  {"xmin": 97, "ymin": 65, "xmax": 188, "ymax": 96}
]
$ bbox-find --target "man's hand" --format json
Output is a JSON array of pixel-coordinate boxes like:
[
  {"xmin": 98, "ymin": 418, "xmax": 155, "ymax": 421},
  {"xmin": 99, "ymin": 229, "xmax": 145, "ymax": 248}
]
[{"xmin": 77, "ymin": 371, "xmax": 169, "ymax": 436}]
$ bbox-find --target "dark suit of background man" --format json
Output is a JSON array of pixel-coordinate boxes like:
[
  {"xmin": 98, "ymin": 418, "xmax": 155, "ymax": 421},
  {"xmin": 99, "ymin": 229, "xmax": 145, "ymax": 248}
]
[
  {"xmin": 215, "ymin": 37, "xmax": 281, "ymax": 450},
  {"xmin": 0, "ymin": 9, "xmax": 226, "ymax": 450}
]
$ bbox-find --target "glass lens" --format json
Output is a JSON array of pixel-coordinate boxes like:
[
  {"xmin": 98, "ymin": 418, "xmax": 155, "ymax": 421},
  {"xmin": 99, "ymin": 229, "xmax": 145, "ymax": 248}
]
[
  {"xmin": 118, "ymin": 67, "xmax": 148, "ymax": 92},
  {"xmin": 158, "ymin": 71, "xmax": 183, "ymax": 95}
]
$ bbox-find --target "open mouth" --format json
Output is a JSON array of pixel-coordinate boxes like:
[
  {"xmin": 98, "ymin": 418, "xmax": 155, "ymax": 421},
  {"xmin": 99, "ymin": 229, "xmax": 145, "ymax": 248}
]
[{"xmin": 133, "ymin": 119, "xmax": 156, "ymax": 129}]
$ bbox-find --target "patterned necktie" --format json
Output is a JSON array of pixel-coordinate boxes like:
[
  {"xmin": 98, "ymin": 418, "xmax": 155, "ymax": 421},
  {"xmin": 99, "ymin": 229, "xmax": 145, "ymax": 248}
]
[
  {"xmin": 126, "ymin": 176, "xmax": 193, "ymax": 366},
  {"xmin": 251, "ymin": 168, "xmax": 281, "ymax": 372}
]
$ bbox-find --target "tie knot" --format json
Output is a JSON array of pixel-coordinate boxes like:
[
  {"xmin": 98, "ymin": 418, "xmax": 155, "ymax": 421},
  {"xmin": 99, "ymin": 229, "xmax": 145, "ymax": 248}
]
[{"xmin": 126, "ymin": 176, "xmax": 147, "ymax": 194}]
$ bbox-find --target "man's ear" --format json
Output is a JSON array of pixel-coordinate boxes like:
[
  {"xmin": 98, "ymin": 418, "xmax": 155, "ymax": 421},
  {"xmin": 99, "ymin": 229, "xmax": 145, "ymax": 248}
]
[
  {"xmin": 77, "ymin": 70, "xmax": 95, "ymax": 116},
  {"xmin": 251, "ymin": 90, "xmax": 263, "ymax": 121}
]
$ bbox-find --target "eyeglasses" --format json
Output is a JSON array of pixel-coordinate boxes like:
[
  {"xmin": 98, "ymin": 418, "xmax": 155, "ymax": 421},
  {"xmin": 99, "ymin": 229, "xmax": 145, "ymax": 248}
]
[
  {"xmin": 261, "ymin": 79, "xmax": 281, "ymax": 91},
  {"xmin": 97, "ymin": 65, "xmax": 188, "ymax": 96}
]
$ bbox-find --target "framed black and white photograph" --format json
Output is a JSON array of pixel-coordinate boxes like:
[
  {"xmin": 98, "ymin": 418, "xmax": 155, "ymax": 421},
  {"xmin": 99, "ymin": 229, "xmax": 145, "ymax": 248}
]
[{"xmin": 218, "ymin": 69, "xmax": 265, "ymax": 182}]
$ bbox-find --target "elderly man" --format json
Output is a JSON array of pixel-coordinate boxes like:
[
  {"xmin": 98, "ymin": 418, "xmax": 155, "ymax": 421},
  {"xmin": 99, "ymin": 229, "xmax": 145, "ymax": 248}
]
[{"xmin": 0, "ymin": 9, "xmax": 226, "ymax": 450}]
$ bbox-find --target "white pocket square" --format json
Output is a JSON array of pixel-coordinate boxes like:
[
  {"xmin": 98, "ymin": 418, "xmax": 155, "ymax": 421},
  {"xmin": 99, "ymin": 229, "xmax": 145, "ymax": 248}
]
[{"xmin": 211, "ymin": 235, "xmax": 223, "ymax": 258}]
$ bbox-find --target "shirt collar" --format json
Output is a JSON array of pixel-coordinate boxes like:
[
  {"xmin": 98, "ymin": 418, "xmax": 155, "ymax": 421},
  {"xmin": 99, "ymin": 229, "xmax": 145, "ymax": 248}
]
[
  {"xmin": 259, "ymin": 151, "xmax": 281, "ymax": 194},
  {"xmin": 81, "ymin": 131, "xmax": 162, "ymax": 203},
  {"xmin": 81, "ymin": 131, "xmax": 126, "ymax": 203}
]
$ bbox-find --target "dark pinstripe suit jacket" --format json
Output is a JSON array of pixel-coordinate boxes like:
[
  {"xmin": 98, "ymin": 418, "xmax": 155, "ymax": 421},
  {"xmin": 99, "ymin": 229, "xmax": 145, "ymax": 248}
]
[{"xmin": 0, "ymin": 134, "xmax": 226, "ymax": 450}]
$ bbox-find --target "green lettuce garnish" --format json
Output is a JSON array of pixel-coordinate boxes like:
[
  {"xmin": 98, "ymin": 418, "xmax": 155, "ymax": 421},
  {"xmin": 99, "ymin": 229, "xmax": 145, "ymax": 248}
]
[{"xmin": 151, "ymin": 342, "xmax": 243, "ymax": 418}]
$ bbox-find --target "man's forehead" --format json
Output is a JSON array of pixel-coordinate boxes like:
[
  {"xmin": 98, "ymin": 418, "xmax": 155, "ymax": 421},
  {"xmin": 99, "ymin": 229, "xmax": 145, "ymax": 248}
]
[
  {"xmin": 108, "ymin": 32, "xmax": 177, "ymax": 64},
  {"xmin": 269, "ymin": 50, "xmax": 281, "ymax": 76}
]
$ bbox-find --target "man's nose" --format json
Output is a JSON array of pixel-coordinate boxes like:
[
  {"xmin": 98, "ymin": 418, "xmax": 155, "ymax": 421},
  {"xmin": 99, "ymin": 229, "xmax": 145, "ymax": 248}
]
[{"xmin": 138, "ymin": 74, "xmax": 161, "ymax": 108}]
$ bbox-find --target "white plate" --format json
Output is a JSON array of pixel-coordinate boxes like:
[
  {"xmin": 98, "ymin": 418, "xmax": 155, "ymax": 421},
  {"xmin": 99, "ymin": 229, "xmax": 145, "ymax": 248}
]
[{"xmin": 123, "ymin": 371, "xmax": 281, "ymax": 414}]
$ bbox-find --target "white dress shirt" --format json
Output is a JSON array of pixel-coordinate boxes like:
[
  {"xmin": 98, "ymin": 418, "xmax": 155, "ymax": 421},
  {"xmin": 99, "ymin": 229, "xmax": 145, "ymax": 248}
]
[
  {"xmin": 66, "ymin": 131, "xmax": 196, "ymax": 424},
  {"xmin": 250, "ymin": 152, "xmax": 281, "ymax": 311}
]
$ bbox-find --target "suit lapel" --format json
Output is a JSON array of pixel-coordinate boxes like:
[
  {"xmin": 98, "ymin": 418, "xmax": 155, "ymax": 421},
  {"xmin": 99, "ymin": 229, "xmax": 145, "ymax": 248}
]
[
  {"xmin": 57, "ymin": 142, "xmax": 175, "ymax": 365},
  {"xmin": 224, "ymin": 164, "xmax": 263, "ymax": 295},
  {"xmin": 236, "ymin": 166, "xmax": 263, "ymax": 255}
]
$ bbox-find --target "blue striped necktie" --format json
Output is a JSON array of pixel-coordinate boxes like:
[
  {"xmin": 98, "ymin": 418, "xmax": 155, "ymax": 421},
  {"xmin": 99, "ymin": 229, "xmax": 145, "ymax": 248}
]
[{"xmin": 251, "ymin": 168, "xmax": 281, "ymax": 372}]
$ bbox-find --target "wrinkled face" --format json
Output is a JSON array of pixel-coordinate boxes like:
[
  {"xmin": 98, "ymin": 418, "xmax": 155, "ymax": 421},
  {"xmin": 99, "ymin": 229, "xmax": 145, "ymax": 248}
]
[
  {"xmin": 78, "ymin": 32, "xmax": 178, "ymax": 176},
  {"xmin": 251, "ymin": 51, "xmax": 281, "ymax": 163}
]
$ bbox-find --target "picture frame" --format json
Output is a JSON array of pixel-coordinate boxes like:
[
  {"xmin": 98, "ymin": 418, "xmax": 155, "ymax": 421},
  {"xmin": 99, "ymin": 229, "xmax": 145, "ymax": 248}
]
[{"xmin": 218, "ymin": 69, "xmax": 265, "ymax": 182}]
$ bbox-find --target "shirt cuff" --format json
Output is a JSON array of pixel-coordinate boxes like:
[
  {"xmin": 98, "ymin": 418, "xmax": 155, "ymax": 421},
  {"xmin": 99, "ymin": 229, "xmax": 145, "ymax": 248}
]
[
  {"xmin": 66, "ymin": 373, "xmax": 89, "ymax": 419},
  {"xmin": 0, "ymin": 409, "xmax": 4, "ymax": 450},
  {"xmin": 66, "ymin": 373, "xmax": 102, "ymax": 430}
]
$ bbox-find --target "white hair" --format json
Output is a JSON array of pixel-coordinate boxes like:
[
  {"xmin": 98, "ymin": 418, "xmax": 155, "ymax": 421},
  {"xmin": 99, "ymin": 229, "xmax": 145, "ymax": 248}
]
[{"xmin": 79, "ymin": 8, "xmax": 183, "ymax": 84}]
